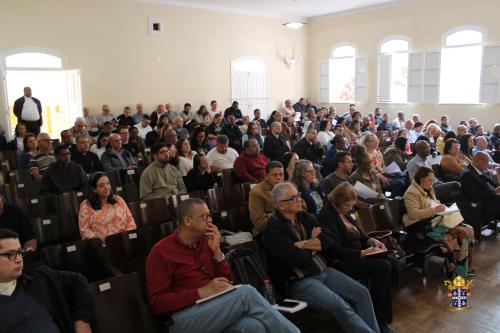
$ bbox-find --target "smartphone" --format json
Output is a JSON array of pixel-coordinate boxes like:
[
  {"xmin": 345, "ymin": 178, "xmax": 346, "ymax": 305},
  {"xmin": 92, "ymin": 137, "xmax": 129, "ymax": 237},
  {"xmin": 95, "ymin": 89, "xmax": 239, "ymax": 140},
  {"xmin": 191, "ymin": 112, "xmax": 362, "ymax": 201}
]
[{"xmin": 278, "ymin": 300, "xmax": 300, "ymax": 308}]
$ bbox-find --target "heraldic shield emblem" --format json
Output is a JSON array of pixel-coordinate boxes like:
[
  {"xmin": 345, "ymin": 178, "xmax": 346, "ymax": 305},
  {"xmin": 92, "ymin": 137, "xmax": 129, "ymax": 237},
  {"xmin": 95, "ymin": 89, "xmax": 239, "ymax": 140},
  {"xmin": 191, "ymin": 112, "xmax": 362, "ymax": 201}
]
[{"xmin": 444, "ymin": 276, "xmax": 472, "ymax": 311}]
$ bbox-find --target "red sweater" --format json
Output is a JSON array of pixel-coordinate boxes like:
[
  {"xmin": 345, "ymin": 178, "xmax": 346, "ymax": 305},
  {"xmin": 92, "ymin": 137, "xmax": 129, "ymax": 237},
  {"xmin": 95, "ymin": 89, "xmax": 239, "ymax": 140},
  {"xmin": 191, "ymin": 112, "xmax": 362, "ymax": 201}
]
[
  {"xmin": 146, "ymin": 232, "xmax": 233, "ymax": 315},
  {"xmin": 233, "ymin": 152, "xmax": 267, "ymax": 183}
]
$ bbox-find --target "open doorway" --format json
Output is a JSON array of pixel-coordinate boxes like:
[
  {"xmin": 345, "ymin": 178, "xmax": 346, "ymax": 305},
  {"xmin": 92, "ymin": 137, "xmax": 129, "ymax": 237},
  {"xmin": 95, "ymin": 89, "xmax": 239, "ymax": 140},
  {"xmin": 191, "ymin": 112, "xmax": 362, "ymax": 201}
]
[{"xmin": 2, "ymin": 51, "xmax": 82, "ymax": 140}]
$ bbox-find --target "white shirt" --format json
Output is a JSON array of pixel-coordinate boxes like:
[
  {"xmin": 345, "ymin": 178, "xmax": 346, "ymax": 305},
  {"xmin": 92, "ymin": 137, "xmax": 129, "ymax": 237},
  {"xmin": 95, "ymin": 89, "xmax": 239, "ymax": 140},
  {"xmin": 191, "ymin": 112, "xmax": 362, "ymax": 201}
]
[
  {"xmin": 318, "ymin": 131, "xmax": 334, "ymax": 148},
  {"xmin": 90, "ymin": 144, "xmax": 106, "ymax": 159},
  {"xmin": 21, "ymin": 97, "xmax": 40, "ymax": 121},
  {"xmin": 177, "ymin": 151, "xmax": 197, "ymax": 176},
  {"xmin": 16, "ymin": 137, "xmax": 24, "ymax": 151},
  {"xmin": 137, "ymin": 124, "xmax": 153, "ymax": 139},
  {"xmin": 206, "ymin": 147, "xmax": 239, "ymax": 170},
  {"xmin": 0, "ymin": 280, "xmax": 16, "ymax": 296},
  {"xmin": 392, "ymin": 118, "xmax": 405, "ymax": 130}
]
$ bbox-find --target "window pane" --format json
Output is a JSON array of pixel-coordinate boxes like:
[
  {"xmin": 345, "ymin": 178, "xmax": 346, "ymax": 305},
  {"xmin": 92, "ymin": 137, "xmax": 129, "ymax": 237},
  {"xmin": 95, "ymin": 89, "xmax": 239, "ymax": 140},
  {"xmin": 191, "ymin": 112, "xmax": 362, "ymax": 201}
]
[
  {"xmin": 391, "ymin": 53, "xmax": 408, "ymax": 103},
  {"xmin": 445, "ymin": 30, "xmax": 483, "ymax": 47},
  {"xmin": 332, "ymin": 46, "xmax": 356, "ymax": 58},
  {"xmin": 5, "ymin": 52, "xmax": 62, "ymax": 68},
  {"xmin": 330, "ymin": 57, "xmax": 355, "ymax": 102},
  {"xmin": 440, "ymin": 45, "xmax": 482, "ymax": 103},
  {"xmin": 232, "ymin": 59, "xmax": 265, "ymax": 72},
  {"xmin": 380, "ymin": 39, "xmax": 409, "ymax": 54}
]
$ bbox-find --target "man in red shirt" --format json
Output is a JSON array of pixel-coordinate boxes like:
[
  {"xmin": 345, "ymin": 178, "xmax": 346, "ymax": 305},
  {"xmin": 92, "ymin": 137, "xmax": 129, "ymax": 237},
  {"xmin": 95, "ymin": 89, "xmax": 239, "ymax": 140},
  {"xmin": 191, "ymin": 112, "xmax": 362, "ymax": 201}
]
[
  {"xmin": 233, "ymin": 139, "xmax": 268, "ymax": 183},
  {"xmin": 146, "ymin": 198, "xmax": 299, "ymax": 333}
]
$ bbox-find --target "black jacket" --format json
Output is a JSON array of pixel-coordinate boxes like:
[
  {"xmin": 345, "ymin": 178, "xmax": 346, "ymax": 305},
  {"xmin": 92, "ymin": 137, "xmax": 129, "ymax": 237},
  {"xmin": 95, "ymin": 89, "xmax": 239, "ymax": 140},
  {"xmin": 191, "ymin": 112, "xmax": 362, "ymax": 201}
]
[
  {"xmin": 262, "ymin": 211, "xmax": 333, "ymax": 295},
  {"xmin": 263, "ymin": 134, "xmax": 290, "ymax": 163},
  {"xmin": 183, "ymin": 170, "xmax": 219, "ymax": 192},
  {"xmin": 221, "ymin": 124, "xmax": 242, "ymax": 152},
  {"xmin": 18, "ymin": 264, "xmax": 91, "ymax": 333},
  {"xmin": 317, "ymin": 202, "xmax": 369, "ymax": 262},
  {"xmin": 223, "ymin": 107, "xmax": 243, "ymax": 120},
  {"xmin": 71, "ymin": 150, "xmax": 103, "ymax": 174},
  {"xmin": 40, "ymin": 162, "xmax": 87, "ymax": 194},
  {"xmin": 459, "ymin": 165, "xmax": 497, "ymax": 202},
  {"xmin": 13, "ymin": 96, "xmax": 43, "ymax": 125},
  {"xmin": 293, "ymin": 138, "xmax": 323, "ymax": 165}
]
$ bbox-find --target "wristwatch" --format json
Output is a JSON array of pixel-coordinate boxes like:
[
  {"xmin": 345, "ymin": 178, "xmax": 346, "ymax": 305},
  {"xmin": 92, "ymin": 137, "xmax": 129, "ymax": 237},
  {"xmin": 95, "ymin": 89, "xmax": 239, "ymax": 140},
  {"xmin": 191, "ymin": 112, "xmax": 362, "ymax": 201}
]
[{"xmin": 214, "ymin": 253, "xmax": 225, "ymax": 262}]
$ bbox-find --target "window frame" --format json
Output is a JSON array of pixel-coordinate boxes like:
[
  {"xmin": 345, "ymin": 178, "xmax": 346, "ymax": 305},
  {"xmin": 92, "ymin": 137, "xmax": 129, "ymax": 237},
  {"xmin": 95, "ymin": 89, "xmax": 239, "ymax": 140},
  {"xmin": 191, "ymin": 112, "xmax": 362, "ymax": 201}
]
[
  {"xmin": 377, "ymin": 36, "xmax": 411, "ymax": 104},
  {"xmin": 329, "ymin": 43, "xmax": 358, "ymax": 103},
  {"xmin": 439, "ymin": 26, "xmax": 486, "ymax": 105}
]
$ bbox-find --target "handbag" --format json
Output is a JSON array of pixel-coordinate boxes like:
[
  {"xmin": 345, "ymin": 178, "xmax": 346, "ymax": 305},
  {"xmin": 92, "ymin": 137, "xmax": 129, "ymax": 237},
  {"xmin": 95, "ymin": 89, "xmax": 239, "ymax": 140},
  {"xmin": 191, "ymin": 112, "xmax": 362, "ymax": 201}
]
[{"xmin": 220, "ymin": 230, "xmax": 254, "ymax": 247}]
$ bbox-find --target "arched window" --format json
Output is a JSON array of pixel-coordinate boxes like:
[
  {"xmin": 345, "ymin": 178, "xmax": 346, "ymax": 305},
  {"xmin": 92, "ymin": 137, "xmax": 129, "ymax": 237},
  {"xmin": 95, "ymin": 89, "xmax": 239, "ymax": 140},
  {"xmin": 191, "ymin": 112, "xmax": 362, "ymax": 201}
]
[
  {"xmin": 440, "ymin": 28, "xmax": 484, "ymax": 103},
  {"xmin": 5, "ymin": 52, "xmax": 63, "ymax": 69},
  {"xmin": 329, "ymin": 44, "xmax": 356, "ymax": 102},
  {"xmin": 231, "ymin": 57, "xmax": 268, "ymax": 118},
  {"xmin": 378, "ymin": 37, "xmax": 410, "ymax": 103}
]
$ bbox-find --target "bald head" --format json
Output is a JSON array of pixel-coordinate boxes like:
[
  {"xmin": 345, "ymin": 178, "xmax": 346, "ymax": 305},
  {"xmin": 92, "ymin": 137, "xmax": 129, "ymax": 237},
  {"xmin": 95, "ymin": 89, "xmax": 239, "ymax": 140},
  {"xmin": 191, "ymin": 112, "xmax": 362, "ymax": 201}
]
[{"xmin": 415, "ymin": 140, "xmax": 430, "ymax": 158}]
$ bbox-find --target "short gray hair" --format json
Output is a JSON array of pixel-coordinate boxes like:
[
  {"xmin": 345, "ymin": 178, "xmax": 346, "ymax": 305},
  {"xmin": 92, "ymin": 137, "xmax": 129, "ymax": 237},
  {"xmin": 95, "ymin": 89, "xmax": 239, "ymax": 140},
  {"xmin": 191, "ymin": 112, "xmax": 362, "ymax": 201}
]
[
  {"xmin": 76, "ymin": 133, "xmax": 91, "ymax": 143},
  {"xmin": 178, "ymin": 198, "xmax": 207, "ymax": 224},
  {"xmin": 272, "ymin": 182, "xmax": 297, "ymax": 204},
  {"xmin": 216, "ymin": 135, "xmax": 229, "ymax": 145}
]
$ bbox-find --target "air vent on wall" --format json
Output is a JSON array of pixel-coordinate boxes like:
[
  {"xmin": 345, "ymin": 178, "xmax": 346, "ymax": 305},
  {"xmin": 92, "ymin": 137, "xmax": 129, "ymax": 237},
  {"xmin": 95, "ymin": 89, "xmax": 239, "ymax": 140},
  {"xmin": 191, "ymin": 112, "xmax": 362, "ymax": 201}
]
[{"xmin": 149, "ymin": 18, "xmax": 164, "ymax": 35}]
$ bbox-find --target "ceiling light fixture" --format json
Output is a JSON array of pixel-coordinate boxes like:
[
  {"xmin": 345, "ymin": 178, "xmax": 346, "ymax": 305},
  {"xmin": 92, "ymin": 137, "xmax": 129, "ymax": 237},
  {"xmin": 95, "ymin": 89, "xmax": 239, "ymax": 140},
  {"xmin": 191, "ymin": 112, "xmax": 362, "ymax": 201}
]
[{"xmin": 284, "ymin": 0, "xmax": 306, "ymax": 30}]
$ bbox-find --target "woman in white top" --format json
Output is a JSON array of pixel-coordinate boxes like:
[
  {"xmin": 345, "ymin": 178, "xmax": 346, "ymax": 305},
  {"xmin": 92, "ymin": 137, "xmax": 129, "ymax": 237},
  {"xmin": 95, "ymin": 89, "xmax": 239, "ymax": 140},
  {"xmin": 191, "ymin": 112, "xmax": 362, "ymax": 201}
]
[
  {"xmin": 193, "ymin": 105, "xmax": 212, "ymax": 127},
  {"xmin": 90, "ymin": 131, "xmax": 110, "ymax": 159},
  {"xmin": 175, "ymin": 137, "xmax": 197, "ymax": 176},
  {"xmin": 317, "ymin": 120, "xmax": 334, "ymax": 149}
]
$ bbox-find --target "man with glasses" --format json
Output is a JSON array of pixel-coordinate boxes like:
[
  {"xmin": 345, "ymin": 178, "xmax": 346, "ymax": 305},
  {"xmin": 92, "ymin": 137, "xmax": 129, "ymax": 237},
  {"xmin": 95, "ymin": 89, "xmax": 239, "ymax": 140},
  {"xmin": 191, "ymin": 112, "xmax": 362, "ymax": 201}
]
[
  {"xmin": 71, "ymin": 134, "xmax": 103, "ymax": 174},
  {"xmin": 101, "ymin": 133, "xmax": 136, "ymax": 171},
  {"xmin": 0, "ymin": 194, "xmax": 37, "ymax": 251},
  {"xmin": 139, "ymin": 142, "xmax": 186, "ymax": 201},
  {"xmin": 263, "ymin": 182, "xmax": 381, "ymax": 333},
  {"xmin": 0, "ymin": 229, "xmax": 92, "ymax": 333},
  {"xmin": 40, "ymin": 145, "xmax": 87, "ymax": 195},
  {"xmin": 146, "ymin": 198, "xmax": 299, "ymax": 333}
]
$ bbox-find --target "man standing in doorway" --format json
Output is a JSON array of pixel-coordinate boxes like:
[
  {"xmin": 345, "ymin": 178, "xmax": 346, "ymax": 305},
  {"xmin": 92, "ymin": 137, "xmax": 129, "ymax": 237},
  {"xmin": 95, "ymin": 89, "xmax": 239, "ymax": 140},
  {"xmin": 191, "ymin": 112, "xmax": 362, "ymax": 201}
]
[{"xmin": 13, "ymin": 87, "xmax": 43, "ymax": 135}]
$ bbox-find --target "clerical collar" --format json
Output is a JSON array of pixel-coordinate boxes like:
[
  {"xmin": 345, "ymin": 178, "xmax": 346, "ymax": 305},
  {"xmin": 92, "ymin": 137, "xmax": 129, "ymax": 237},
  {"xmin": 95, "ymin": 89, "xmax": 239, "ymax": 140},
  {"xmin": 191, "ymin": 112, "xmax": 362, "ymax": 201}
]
[{"xmin": 0, "ymin": 280, "xmax": 17, "ymax": 296}]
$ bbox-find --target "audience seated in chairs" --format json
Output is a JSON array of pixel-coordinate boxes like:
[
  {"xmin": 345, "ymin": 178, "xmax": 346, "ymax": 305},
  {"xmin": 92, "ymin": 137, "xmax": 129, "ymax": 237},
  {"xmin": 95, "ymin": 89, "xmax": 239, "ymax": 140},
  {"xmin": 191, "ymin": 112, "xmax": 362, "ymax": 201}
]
[
  {"xmin": 0, "ymin": 194, "xmax": 37, "ymax": 251},
  {"xmin": 403, "ymin": 166, "xmax": 474, "ymax": 277},
  {"xmin": 322, "ymin": 134, "xmax": 347, "ymax": 176},
  {"xmin": 0, "ymin": 229, "xmax": 92, "ymax": 333},
  {"xmin": 290, "ymin": 160, "xmax": 327, "ymax": 215},
  {"xmin": 241, "ymin": 121, "xmax": 264, "ymax": 149},
  {"xmin": 192, "ymin": 105, "xmax": 212, "ymax": 128},
  {"xmin": 282, "ymin": 152, "xmax": 299, "ymax": 181},
  {"xmin": 294, "ymin": 128, "xmax": 324, "ymax": 168},
  {"xmin": 175, "ymin": 138, "xmax": 197, "ymax": 177},
  {"xmin": 220, "ymin": 115, "xmax": 243, "ymax": 153},
  {"xmin": 248, "ymin": 161, "xmax": 284, "ymax": 235},
  {"xmin": 117, "ymin": 106, "xmax": 136, "ymax": 128},
  {"xmin": 263, "ymin": 182, "xmax": 381, "ymax": 333},
  {"xmin": 360, "ymin": 133, "xmax": 407, "ymax": 198},
  {"xmin": 472, "ymin": 136, "xmax": 497, "ymax": 167},
  {"xmin": 173, "ymin": 116, "xmax": 189, "ymax": 140},
  {"xmin": 60, "ymin": 129, "xmax": 76, "ymax": 153},
  {"xmin": 90, "ymin": 131, "xmax": 110, "ymax": 159},
  {"xmin": 440, "ymin": 138, "xmax": 469, "ymax": 181},
  {"xmin": 350, "ymin": 145, "xmax": 385, "ymax": 200},
  {"xmin": 18, "ymin": 133, "xmax": 38, "ymax": 170},
  {"xmin": 101, "ymin": 133, "xmax": 137, "ymax": 171},
  {"xmin": 458, "ymin": 133, "xmax": 474, "ymax": 162},
  {"xmin": 317, "ymin": 182, "xmax": 398, "ymax": 333},
  {"xmin": 139, "ymin": 143, "xmax": 187, "ymax": 201},
  {"xmin": 206, "ymin": 135, "xmax": 239, "ymax": 172},
  {"xmin": 252, "ymin": 108, "xmax": 267, "ymax": 129},
  {"xmin": 460, "ymin": 152, "xmax": 500, "ymax": 222},
  {"xmin": 136, "ymin": 114, "xmax": 153, "ymax": 140},
  {"xmin": 320, "ymin": 151, "xmax": 353, "ymax": 196},
  {"xmin": 79, "ymin": 172, "xmax": 136, "ymax": 242},
  {"xmin": 189, "ymin": 127, "xmax": 211, "ymax": 157},
  {"xmin": 71, "ymin": 134, "xmax": 103, "ymax": 174},
  {"xmin": 233, "ymin": 139, "xmax": 268, "ymax": 183},
  {"xmin": 183, "ymin": 154, "xmax": 219, "ymax": 193},
  {"xmin": 30, "ymin": 132, "xmax": 56, "ymax": 181},
  {"xmin": 8, "ymin": 123, "xmax": 26, "ymax": 155},
  {"xmin": 146, "ymin": 198, "xmax": 299, "ymax": 333},
  {"xmin": 383, "ymin": 137, "xmax": 409, "ymax": 172},
  {"xmin": 263, "ymin": 121, "xmax": 290, "ymax": 164},
  {"xmin": 205, "ymin": 113, "xmax": 224, "ymax": 147},
  {"xmin": 40, "ymin": 145, "xmax": 87, "ymax": 195}
]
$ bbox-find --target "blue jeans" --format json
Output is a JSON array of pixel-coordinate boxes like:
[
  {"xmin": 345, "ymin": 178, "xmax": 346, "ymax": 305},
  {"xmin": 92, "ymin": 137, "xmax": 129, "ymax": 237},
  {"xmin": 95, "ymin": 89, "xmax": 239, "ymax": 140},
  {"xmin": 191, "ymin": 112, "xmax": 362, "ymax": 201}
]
[
  {"xmin": 289, "ymin": 267, "xmax": 380, "ymax": 333},
  {"xmin": 169, "ymin": 285, "xmax": 300, "ymax": 333}
]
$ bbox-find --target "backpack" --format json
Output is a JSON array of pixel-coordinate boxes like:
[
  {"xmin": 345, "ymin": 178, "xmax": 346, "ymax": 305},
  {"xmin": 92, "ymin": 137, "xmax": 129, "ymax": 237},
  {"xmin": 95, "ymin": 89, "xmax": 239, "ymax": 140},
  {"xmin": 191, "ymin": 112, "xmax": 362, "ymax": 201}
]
[{"xmin": 226, "ymin": 247, "xmax": 272, "ymax": 297}]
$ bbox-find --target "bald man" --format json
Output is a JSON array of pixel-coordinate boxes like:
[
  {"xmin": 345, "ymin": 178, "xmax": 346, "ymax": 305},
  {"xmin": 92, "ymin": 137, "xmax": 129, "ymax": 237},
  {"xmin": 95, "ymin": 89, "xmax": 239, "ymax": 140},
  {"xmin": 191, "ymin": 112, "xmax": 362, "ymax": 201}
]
[
  {"xmin": 460, "ymin": 151, "xmax": 500, "ymax": 221},
  {"xmin": 13, "ymin": 87, "xmax": 43, "ymax": 135},
  {"xmin": 100, "ymin": 133, "xmax": 136, "ymax": 171}
]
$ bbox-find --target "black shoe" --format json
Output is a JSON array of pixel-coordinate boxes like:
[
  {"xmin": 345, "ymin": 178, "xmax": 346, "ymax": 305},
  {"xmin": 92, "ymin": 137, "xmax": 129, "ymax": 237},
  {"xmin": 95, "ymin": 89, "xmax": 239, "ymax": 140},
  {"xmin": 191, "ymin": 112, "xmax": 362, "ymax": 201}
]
[{"xmin": 380, "ymin": 323, "xmax": 399, "ymax": 333}]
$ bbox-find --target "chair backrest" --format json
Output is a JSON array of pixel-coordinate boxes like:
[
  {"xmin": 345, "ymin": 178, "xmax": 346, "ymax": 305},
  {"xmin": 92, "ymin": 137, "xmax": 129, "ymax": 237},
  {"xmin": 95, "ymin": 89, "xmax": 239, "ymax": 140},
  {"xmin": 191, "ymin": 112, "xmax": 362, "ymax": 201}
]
[
  {"xmin": 119, "ymin": 168, "xmax": 142, "ymax": 184},
  {"xmin": 213, "ymin": 205, "xmax": 252, "ymax": 233},
  {"xmin": 58, "ymin": 191, "xmax": 86, "ymax": 217},
  {"xmin": 371, "ymin": 199, "xmax": 406, "ymax": 230},
  {"xmin": 88, "ymin": 273, "xmax": 157, "ymax": 333},
  {"xmin": 241, "ymin": 183, "xmax": 258, "ymax": 204},
  {"xmin": 127, "ymin": 202, "xmax": 149, "ymax": 228},
  {"xmin": 41, "ymin": 238, "xmax": 112, "ymax": 282},
  {"xmin": 159, "ymin": 221, "xmax": 178, "ymax": 236},
  {"xmin": 26, "ymin": 194, "xmax": 59, "ymax": 218},
  {"xmin": 105, "ymin": 226, "xmax": 162, "ymax": 271},
  {"xmin": 143, "ymin": 197, "xmax": 177, "ymax": 225},
  {"xmin": 207, "ymin": 185, "xmax": 244, "ymax": 212},
  {"xmin": 355, "ymin": 206, "xmax": 377, "ymax": 234},
  {"xmin": 30, "ymin": 214, "xmax": 80, "ymax": 248},
  {"xmin": 122, "ymin": 183, "xmax": 140, "ymax": 203}
]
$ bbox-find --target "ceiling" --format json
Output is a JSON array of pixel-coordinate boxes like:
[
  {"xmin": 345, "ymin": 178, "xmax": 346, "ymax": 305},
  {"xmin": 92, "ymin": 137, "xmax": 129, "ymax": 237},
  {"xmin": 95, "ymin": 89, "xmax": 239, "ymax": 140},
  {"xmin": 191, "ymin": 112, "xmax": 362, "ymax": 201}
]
[{"xmin": 133, "ymin": 0, "xmax": 410, "ymax": 19}]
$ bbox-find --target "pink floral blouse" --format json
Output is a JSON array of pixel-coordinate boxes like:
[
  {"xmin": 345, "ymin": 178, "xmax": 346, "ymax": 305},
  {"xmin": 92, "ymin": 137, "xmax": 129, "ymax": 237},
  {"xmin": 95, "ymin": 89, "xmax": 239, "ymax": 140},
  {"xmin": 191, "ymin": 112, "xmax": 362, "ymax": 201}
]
[{"xmin": 78, "ymin": 195, "xmax": 136, "ymax": 241}]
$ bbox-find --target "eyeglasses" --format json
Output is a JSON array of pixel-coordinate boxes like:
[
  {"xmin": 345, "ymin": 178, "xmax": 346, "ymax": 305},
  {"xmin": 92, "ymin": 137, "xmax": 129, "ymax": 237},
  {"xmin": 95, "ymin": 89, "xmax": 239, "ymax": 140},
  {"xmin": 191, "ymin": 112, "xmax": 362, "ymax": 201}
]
[
  {"xmin": 0, "ymin": 249, "xmax": 27, "ymax": 261},
  {"xmin": 191, "ymin": 213, "xmax": 212, "ymax": 221},
  {"xmin": 280, "ymin": 193, "xmax": 302, "ymax": 203}
]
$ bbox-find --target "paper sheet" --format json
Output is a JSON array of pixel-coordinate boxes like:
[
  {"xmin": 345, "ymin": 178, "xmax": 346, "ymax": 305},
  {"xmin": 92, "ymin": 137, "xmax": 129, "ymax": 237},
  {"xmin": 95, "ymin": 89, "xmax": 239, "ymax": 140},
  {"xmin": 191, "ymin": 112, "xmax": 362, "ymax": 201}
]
[
  {"xmin": 196, "ymin": 285, "xmax": 241, "ymax": 304},
  {"xmin": 384, "ymin": 161, "xmax": 402, "ymax": 174},
  {"xmin": 426, "ymin": 154, "xmax": 442, "ymax": 166},
  {"xmin": 437, "ymin": 203, "xmax": 460, "ymax": 215},
  {"xmin": 354, "ymin": 181, "xmax": 379, "ymax": 199}
]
